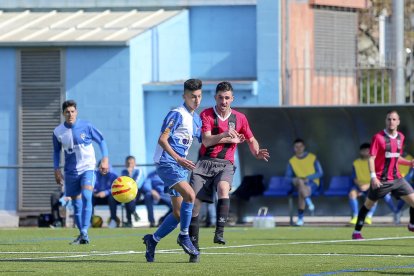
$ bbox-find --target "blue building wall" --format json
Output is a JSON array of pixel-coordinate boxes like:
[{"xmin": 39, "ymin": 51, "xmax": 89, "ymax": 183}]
[
  {"xmin": 157, "ymin": 10, "xmax": 190, "ymax": 82},
  {"xmin": 190, "ymin": 6, "xmax": 256, "ymax": 80},
  {"xmin": 66, "ymin": 47, "xmax": 131, "ymax": 167},
  {"xmin": 257, "ymin": 0, "xmax": 281, "ymax": 106},
  {"xmin": 0, "ymin": 48, "xmax": 17, "ymax": 211}
]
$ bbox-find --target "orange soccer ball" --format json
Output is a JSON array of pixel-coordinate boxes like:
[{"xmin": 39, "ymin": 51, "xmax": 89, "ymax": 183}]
[{"xmin": 111, "ymin": 176, "xmax": 138, "ymax": 203}]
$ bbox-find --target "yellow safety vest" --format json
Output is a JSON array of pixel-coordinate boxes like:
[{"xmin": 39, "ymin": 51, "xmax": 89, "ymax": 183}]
[
  {"xmin": 289, "ymin": 153, "xmax": 320, "ymax": 185},
  {"xmin": 353, "ymin": 158, "xmax": 370, "ymax": 186},
  {"xmin": 399, "ymin": 154, "xmax": 413, "ymax": 177}
]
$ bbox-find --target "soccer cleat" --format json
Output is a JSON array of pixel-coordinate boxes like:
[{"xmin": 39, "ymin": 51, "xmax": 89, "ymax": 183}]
[
  {"xmin": 364, "ymin": 217, "xmax": 372, "ymax": 225},
  {"xmin": 142, "ymin": 234, "xmax": 157, "ymax": 262},
  {"xmin": 349, "ymin": 216, "xmax": 358, "ymax": 225},
  {"xmin": 407, "ymin": 224, "xmax": 414, "ymax": 232},
  {"xmin": 394, "ymin": 212, "xmax": 402, "ymax": 225},
  {"xmin": 295, "ymin": 218, "xmax": 304, "ymax": 226},
  {"xmin": 189, "ymin": 254, "xmax": 200, "ymax": 263},
  {"xmin": 177, "ymin": 234, "xmax": 199, "ymax": 256},
  {"xmin": 70, "ymin": 234, "xmax": 89, "ymax": 245},
  {"xmin": 213, "ymin": 232, "xmax": 226, "ymax": 245},
  {"xmin": 352, "ymin": 232, "xmax": 364, "ymax": 240}
]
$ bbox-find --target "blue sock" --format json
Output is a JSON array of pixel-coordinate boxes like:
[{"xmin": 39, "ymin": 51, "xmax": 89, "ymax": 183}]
[
  {"xmin": 305, "ymin": 197, "xmax": 313, "ymax": 206},
  {"xmin": 81, "ymin": 189, "xmax": 93, "ymax": 236},
  {"xmin": 180, "ymin": 201, "xmax": 193, "ymax": 235},
  {"xmin": 367, "ymin": 203, "xmax": 377, "ymax": 217},
  {"xmin": 298, "ymin": 209, "xmax": 304, "ymax": 220},
  {"xmin": 153, "ymin": 213, "xmax": 179, "ymax": 242},
  {"xmin": 349, "ymin": 198, "xmax": 359, "ymax": 217},
  {"xmin": 384, "ymin": 194, "xmax": 396, "ymax": 213},
  {"xmin": 73, "ymin": 198, "xmax": 82, "ymax": 232},
  {"xmin": 397, "ymin": 200, "xmax": 405, "ymax": 212}
]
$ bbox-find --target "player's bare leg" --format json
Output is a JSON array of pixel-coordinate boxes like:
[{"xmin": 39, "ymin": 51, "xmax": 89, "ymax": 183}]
[{"xmin": 293, "ymin": 178, "xmax": 311, "ymax": 225}]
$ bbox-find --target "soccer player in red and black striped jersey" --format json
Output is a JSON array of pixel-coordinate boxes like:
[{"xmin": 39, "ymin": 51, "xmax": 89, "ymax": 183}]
[
  {"xmin": 352, "ymin": 110, "xmax": 414, "ymax": 240},
  {"xmin": 188, "ymin": 81, "xmax": 270, "ymax": 262}
]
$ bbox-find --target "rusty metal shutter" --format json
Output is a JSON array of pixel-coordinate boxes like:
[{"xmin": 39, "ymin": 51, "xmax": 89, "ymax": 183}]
[{"xmin": 18, "ymin": 49, "xmax": 64, "ymax": 211}]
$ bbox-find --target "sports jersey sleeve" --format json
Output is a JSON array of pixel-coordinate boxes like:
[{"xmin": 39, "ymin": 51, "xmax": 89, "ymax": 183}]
[
  {"xmin": 240, "ymin": 115, "xmax": 254, "ymax": 140},
  {"xmin": 160, "ymin": 111, "xmax": 182, "ymax": 136},
  {"xmin": 307, "ymin": 159, "xmax": 323, "ymax": 180},
  {"xmin": 400, "ymin": 134, "xmax": 405, "ymax": 155},
  {"xmin": 53, "ymin": 133, "xmax": 61, "ymax": 169},
  {"xmin": 106, "ymin": 172, "xmax": 118, "ymax": 196},
  {"xmin": 285, "ymin": 163, "xmax": 295, "ymax": 180},
  {"xmin": 351, "ymin": 166, "xmax": 357, "ymax": 180},
  {"xmin": 200, "ymin": 110, "xmax": 213, "ymax": 133},
  {"xmin": 90, "ymin": 124, "xmax": 109, "ymax": 157},
  {"xmin": 369, "ymin": 134, "xmax": 381, "ymax": 157}
]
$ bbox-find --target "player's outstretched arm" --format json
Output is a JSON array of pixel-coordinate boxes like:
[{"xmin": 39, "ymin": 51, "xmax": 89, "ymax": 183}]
[
  {"xmin": 398, "ymin": 156, "xmax": 413, "ymax": 167},
  {"xmin": 246, "ymin": 137, "xmax": 270, "ymax": 162},
  {"xmin": 158, "ymin": 131, "xmax": 196, "ymax": 170}
]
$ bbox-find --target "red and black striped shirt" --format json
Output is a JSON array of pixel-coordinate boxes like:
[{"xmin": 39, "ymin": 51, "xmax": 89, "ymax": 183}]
[{"xmin": 370, "ymin": 130, "xmax": 404, "ymax": 181}]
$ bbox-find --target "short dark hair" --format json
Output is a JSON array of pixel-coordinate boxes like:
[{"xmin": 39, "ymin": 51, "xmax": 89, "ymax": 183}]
[
  {"xmin": 125, "ymin": 155, "xmax": 135, "ymax": 162},
  {"xmin": 184, "ymin": 79, "xmax": 202, "ymax": 92},
  {"xmin": 293, "ymin": 138, "xmax": 305, "ymax": 145},
  {"xmin": 62, "ymin": 100, "xmax": 77, "ymax": 112},
  {"xmin": 216, "ymin": 81, "xmax": 233, "ymax": 94},
  {"xmin": 386, "ymin": 110, "xmax": 399, "ymax": 118},
  {"xmin": 360, "ymin": 143, "xmax": 370, "ymax": 150}
]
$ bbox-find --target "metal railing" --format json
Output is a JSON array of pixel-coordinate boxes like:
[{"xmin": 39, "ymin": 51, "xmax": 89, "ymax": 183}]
[{"xmin": 284, "ymin": 66, "xmax": 414, "ymax": 105}]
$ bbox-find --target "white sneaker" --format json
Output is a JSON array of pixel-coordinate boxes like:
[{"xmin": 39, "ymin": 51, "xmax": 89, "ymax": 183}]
[
  {"xmin": 108, "ymin": 219, "xmax": 117, "ymax": 228},
  {"xmin": 296, "ymin": 218, "xmax": 304, "ymax": 226}
]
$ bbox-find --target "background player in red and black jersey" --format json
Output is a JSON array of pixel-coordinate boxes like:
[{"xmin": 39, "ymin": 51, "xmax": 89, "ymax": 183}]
[
  {"xmin": 188, "ymin": 81, "xmax": 270, "ymax": 262},
  {"xmin": 352, "ymin": 110, "xmax": 414, "ymax": 240}
]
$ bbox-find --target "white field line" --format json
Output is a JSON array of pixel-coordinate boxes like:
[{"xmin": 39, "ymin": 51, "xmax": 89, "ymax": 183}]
[{"xmin": 1, "ymin": 235, "xmax": 414, "ymax": 261}]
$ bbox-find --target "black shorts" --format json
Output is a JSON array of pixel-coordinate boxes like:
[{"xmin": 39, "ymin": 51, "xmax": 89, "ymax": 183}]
[
  {"xmin": 190, "ymin": 158, "xmax": 235, "ymax": 203},
  {"xmin": 367, "ymin": 178, "xmax": 414, "ymax": 201}
]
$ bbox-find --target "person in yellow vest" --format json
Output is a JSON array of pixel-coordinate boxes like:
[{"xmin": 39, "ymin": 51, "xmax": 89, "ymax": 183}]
[
  {"xmin": 285, "ymin": 138, "xmax": 323, "ymax": 226},
  {"xmin": 349, "ymin": 143, "xmax": 378, "ymax": 225},
  {"xmin": 393, "ymin": 150, "xmax": 414, "ymax": 224}
]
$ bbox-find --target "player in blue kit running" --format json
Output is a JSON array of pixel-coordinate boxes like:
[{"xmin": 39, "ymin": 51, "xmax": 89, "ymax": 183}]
[
  {"xmin": 142, "ymin": 79, "xmax": 203, "ymax": 262},
  {"xmin": 53, "ymin": 100, "xmax": 109, "ymax": 244}
]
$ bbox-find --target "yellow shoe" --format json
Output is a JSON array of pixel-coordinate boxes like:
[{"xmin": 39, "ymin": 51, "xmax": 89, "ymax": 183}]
[
  {"xmin": 349, "ymin": 217, "xmax": 357, "ymax": 225},
  {"xmin": 364, "ymin": 217, "xmax": 372, "ymax": 225}
]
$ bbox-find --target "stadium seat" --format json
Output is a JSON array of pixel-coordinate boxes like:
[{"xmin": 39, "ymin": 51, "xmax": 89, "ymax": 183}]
[
  {"xmin": 263, "ymin": 176, "xmax": 293, "ymax": 197},
  {"xmin": 324, "ymin": 176, "xmax": 353, "ymax": 196}
]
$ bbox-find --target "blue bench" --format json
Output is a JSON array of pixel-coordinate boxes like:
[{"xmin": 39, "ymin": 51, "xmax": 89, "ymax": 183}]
[
  {"xmin": 263, "ymin": 176, "xmax": 293, "ymax": 197},
  {"xmin": 324, "ymin": 176, "xmax": 353, "ymax": 197}
]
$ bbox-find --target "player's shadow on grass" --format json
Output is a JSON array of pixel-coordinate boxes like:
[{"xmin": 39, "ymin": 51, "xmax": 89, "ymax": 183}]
[{"xmin": 357, "ymin": 272, "xmax": 414, "ymax": 275}]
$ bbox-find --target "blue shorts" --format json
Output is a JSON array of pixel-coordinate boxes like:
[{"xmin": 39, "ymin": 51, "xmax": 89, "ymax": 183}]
[
  {"xmin": 64, "ymin": 170, "xmax": 95, "ymax": 197},
  {"xmin": 156, "ymin": 162, "xmax": 188, "ymax": 197},
  {"xmin": 350, "ymin": 184, "xmax": 368, "ymax": 196},
  {"xmin": 307, "ymin": 181, "xmax": 319, "ymax": 195}
]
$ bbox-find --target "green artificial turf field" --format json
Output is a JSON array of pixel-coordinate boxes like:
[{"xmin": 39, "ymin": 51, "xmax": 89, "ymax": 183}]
[{"xmin": 1, "ymin": 226, "xmax": 414, "ymax": 275}]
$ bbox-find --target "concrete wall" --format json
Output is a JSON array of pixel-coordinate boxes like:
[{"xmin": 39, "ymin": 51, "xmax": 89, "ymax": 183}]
[
  {"xmin": 190, "ymin": 6, "xmax": 256, "ymax": 80},
  {"xmin": 0, "ymin": 48, "xmax": 17, "ymax": 212},
  {"xmin": 66, "ymin": 47, "xmax": 131, "ymax": 166}
]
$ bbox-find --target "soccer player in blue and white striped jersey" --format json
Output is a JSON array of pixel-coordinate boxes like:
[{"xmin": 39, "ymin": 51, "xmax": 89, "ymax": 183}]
[
  {"xmin": 53, "ymin": 100, "xmax": 109, "ymax": 244},
  {"xmin": 142, "ymin": 79, "xmax": 202, "ymax": 262}
]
